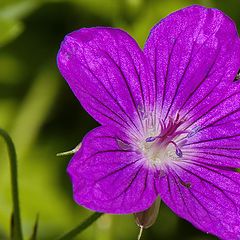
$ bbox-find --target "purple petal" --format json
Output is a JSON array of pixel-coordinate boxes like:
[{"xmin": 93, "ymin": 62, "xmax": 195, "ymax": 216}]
[
  {"xmin": 67, "ymin": 126, "xmax": 157, "ymax": 213},
  {"xmin": 158, "ymin": 164, "xmax": 240, "ymax": 239},
  {"xmin": 144, "ymin": 5, "xmax": 240, "ymax": 122},
  {"xmin": 57, "ymin": 28, "xmax": 154, "ymax": 134},
  {"xmin": 180, "ymin": 88, "xmax": 240, "ymax": 168},
  {"xmin": 181, "ymin": 112, "xmax": 240, "ymax": 168}
]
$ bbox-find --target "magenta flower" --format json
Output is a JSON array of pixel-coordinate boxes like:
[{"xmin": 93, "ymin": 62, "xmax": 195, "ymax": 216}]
[{"xmin": 57, "ymin": 5, "xmax": 240, "ymax": 239}]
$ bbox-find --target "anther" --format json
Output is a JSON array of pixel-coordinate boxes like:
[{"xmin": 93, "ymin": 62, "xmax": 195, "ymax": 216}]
[
  {"xmin": 175, "ymin": 147, "xmax": 183, "ymax": 158},
  {"xmin": 187, "ymin": 126, "xmax": 201, "ymax": 138},
  {"xmin": 145, "ymin": 136, "xmax": 156, "ymax": 142},
  {"xmin": 117, "ymin": 139, "xmax": 132, "ymax": 150},
  {"xmin": 170, "ymin": 141, "xmax": 183, "ymax": 158},
  {"xmin": 154, "ymin": 169, "xmax": 166, "ymax": 179},
  {"xmin": 137, "ymin": 105, "xmax": 147, "ymax": 119}
]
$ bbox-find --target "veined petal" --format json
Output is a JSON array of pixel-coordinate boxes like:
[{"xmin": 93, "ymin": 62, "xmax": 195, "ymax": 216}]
[
  {"xmin": 57, "ymin": 28, "xmax": 154, "ymax": 135},
  {"xmin": 67, "ymin": 126, "xmax": 157, "ymax": 214},
  {"xmin": 144, "ymin": 5, "xmax": 240, "ymax": 121},
  {"xmin": 181, "ymin": 108, "xmax": 240, "ymax": 168},
  {"xmin": 149, "ymin": 5, "xmax": 240, "ymax": 238},
  {"xmin": 158, "ymin": 164, "xmax": 240, "ymax": 240}
]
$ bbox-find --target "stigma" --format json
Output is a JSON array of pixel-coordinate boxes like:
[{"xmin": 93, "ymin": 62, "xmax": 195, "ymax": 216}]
[{"xmin": 139, "ymin": 113, "xmax": 188, "ymax": 169}]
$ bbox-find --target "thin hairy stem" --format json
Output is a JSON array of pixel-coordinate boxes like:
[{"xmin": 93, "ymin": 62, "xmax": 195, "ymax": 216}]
[{"xmin": 0, "ymin": 128, "xmax": 23, "ymax": 240}]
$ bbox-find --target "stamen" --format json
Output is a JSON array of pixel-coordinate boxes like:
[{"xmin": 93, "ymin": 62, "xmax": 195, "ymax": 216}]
[
  {"xmin": 172, "ymin": 130, "xmax": 189, "ymax": 139},
  {"xmin": 137, "ymin": 105, "xmax": 147, "ymax": 120},
  {"xmin": 175, "ymin": 112, "xmax": 180, "ymax": 122},
  {"xmin": 170, "ymin": 141, "xmax": 183, "ymax": 158},
  {"xmin": 117, "ymin": 139, "xmax": 132, "ymax": 150},
  {"xmin": 160, "ymin": 120, "xmax": 166, "ymax": 131},
  {"xmin": 145, "ymin": 136, "xmax": 156, "ymax": 142},
  {"xmin": 140, "ymin": 115, "xmax": 188, "ymax": 168},
  {"xmin": 154, "ymin": 169, "xmax": 166, "ymax": 179},
  {"xmin": 175, "ymin": 147, "xmax": 183, "ymax": 158},
  {"xmin": 137, "ymin": 105, "xmax": 144, "ymax": 114},
  {"xmin": 187, "ymin": 126, "xmax": 201, "ymax": 138}
]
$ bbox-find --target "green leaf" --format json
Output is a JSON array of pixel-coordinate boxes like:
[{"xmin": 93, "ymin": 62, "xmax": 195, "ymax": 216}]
[
  {"xmin": 29, "ymin": 214, "xmax": 39, "ymax": 240},
  {"xmin": 0, "ymin": 129, "xmax": 23, "ymax": 240},
  {"xmin": 0, "ymin": 0, "xmax": 40, "ymax": 20},
  {"xmin": 70, "ymin": 0, "xmax": 120, "ymax": 21},
  {"xmin": 0, "ymin": 18, "xmax": 24, "ymax": 47},
  {"xmin": 0, "ymin": 0, "xmax": 42, "ymax": 46},
  {"xmin": 56, "ymin": 212, "xmax": 103, "ymax": 240},
  {"xmin": 10, "ymin": 213, "xmax": 14, "ymax": 240}
]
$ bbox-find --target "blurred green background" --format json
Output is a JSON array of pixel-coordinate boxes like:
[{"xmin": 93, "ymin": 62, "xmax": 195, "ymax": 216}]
[{"xmin": 0, "ymin": 0, "xmax": 239, "ymax": 239}]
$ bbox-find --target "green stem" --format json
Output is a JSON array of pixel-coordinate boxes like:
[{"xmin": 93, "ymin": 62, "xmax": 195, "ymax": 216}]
[
  {"xmin": 0, "ymin": 128, "xmax": 23, "ymax": 240},
  {"xmin": 56, "ymin": 212, "xmax": 103, "ymax": 240}
]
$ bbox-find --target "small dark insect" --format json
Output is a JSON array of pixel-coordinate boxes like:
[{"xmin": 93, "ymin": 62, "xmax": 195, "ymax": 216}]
[{"xmin": 234, "ymin": 70, "xmax": 240, "ymax": 81}]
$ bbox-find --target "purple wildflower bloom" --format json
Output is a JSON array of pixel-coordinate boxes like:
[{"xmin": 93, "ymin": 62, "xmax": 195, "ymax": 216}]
[{"xmin": 57, "ymin": 5, "xmax": 240, "ymax": 239}]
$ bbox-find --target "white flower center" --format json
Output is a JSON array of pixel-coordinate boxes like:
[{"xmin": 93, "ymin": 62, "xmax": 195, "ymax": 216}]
[
  {"xmin": 137, "ymin": 113, "xmax": 187, "ymax": 170},
  {"xmin": 117, "ymin": 108, "xmax": 200, "ymax": 172}
]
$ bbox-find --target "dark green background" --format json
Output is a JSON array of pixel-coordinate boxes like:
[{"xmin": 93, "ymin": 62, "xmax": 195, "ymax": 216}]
[{"xmin": 0, "ymin": 0, "xmax": 239, "ymax": 239}]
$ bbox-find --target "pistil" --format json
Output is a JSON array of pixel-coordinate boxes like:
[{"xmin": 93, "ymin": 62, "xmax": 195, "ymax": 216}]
[{"xmin": 144, "ymin": 115, "xmax": 186, "ymax": 162}]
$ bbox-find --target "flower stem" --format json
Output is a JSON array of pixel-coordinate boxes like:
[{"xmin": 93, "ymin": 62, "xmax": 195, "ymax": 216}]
[
  {"xmin": 56, "ymin": 212, "xmax": 103, "ymax": 240},
  {"xmin": 0, "ymin": 128, "xmax": 23, "ymax": 240}
]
